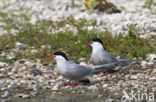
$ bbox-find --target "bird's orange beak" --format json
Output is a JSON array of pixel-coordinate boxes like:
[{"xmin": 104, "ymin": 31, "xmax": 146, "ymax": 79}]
[
  {"xmin": 84, "ymin": 41, "xmax": 92, "ymax": 46},
  {"xmin": 47, "ymin": 54, "xmax": 56, "ymax": 61}
]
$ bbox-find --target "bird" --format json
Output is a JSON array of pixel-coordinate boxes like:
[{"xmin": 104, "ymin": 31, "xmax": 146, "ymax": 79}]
[
  {"xmin": 85, "ymin": 38, "xmax": 131, "ymax": 68},
  {"xmin": 48, "ymin": 51, "xmax": 126, "ymax": 87}
]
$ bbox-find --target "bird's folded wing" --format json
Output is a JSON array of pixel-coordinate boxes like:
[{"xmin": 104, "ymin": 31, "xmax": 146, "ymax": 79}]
[
  {"xmin": 90, "ymin": 60, "xmax": 131, "ymax": 73},
  {"xmin": 65, "ymin": 61, "xmax": 92, "ymax": 78},
  {"xmin": 91, "ymin": 62, "xmax": 120, "ymax": 69}
]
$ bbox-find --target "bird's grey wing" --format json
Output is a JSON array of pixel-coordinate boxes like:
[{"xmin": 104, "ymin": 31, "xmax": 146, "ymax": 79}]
[
  {"xmin": 101, "ymin": 51, "xmax": 118, "ymax": 63},
  {"xmin": 65, "ymin": 61, "xmax": 92, "ymax": 79},
  {"xmin": 90, "ymin": 62, "xmax": 119, "ymax": 73}
]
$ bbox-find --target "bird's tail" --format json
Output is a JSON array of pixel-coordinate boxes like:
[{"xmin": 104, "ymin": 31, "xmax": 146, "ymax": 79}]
[
  {"xmin": 117, "ymin": 59, "xmax": 131, "ymax": 66},
  {"xmin": 91, "ymin": 60, "xmax": 131, "ymax": 74},
  {"xmin": 90, "ymin": 62, "xmax": 122, "ymax": 73}
]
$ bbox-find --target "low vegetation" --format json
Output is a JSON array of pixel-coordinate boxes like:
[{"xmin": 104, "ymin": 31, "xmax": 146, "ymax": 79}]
[{"xmin": 0, "ymin": 12, "xmax": 155, "ymax": 63}]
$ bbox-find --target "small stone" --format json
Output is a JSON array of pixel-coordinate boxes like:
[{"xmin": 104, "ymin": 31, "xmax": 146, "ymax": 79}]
[
  {"xmin": 0, "ymin": 99, "xmax": 9, "ymax": 102},
  {"xmin": 52, "ymin": 83, "xmax": 60, "ymax": 91},
  {"xmin": 30, "ymin": 92, "xmax": 37, "ymax": 97},
  {"xmin": 31, "ymin": 49, "xmax": 38, "ymax": 53},
  {"xmin": 24, "ymin": 61, "xmax": 35, "ymax": 67},
  {"xmin": 1, "ymin": 91, "xmax": 9, "ymax": 98},
  {"xmin": 79, "ymin": 58, "xmax": 87, "ymax": 62},
  {"xmin": 147, "ymin": 54, "xmax": 156, "ymax": 60},
  {"xmin": 7, "ymin": 72, "xmax": 13, "ymax": 76},
  {"xmin": 105, "ymin": 98, "xmax": 114, "ymax": 102},
  {"xmin": 98, "ymin": 94, "xmax": 102, "ymax": 98},
  {"xmin": 149, "ymin": 77, "xmax": 156, "ymax": 81},
  {"xmin": 0, "ymin": 62, "xmax": 7, "ymax": 68},
  {"xmin": 103, "ymin": 84, "xmax": 108, "ymax": 88},
  {"xmin": 15, "ymin": 42, "xmax": 25, "ymax": 49},
  {"xmin": 81, "ymin": 90, "xmax": 85, "ymax": 93},
  {"xmin": 130, "ymin": 75, "xmax": 138, "ymax": 80},
  {"xmin": 0, "ymin": 80, "xmax": 3, "ymax": 84},
  {"xmin": 152, "ymin": 69, "xmax": 156, "ymax": 74},
  {"xmin": 118, "ymin": 80, "xmax": 124, "ymax": 87},
  {"xmin": 124, "ymin": 75, "xmax": 130, "ymax": 80},
  {"xmin": 110, "ymin": 86, "xmax": 118, "ymax": 92},
  {"xmin": 88, "ymin": 85, "xmax": 98, "ymax": 91},
  {"xmin": 147, "ymin": 61, "xmax": 155, "ymax": 66},
  {"xmin": 20, "ymin": 79, "xmax": 27, "ymax": 84},
  {"xmin": 0, "ymin": 87, "xmax": 6, "ymax": 91},
  {"xmin": 0, "ymin": 74, "xmax": 4, "ymax": 77},
  {"xmin": 122, "ymin": 82, "xmax": 132, "ymax": 88},
  {"xmin": 141, "ymin": 61, "xmax": 148, "ymax": 67},
  {"xmin": 16, "ymin": 94, "xmax": 30, "ymax": 98},
  {"xmin": 15, "ymin": 74, "xmax": 23, "ymax": 78},
  {"xmin": 32, "ymin": 69, "xmax": 42, "ymax": 76},
  {"xmin": 42, "ymin": 85, "xmax": 51, "ymax": 90},
  {"xmin": 79, "ymin": 62, "xmax": 87, "ymax": 65}
]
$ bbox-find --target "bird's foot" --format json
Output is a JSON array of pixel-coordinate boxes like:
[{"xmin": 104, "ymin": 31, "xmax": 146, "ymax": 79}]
[
  {"xmin": 102, "ymin": 72, "xmax": 109, "ymax": 75},
  {"xmin": 70, "ymin": 80, "xmax": 77, "ymax": 88},
  {"xmin": 64, "ymin": 82, "xmax": 70, "ymax": 86},
  {"xmin": 64, "ymin": 80, "xmax": 78, "ymax": 87},
  {"xmin": 97, "ymin": 72, "xmax": 109, "ymax": 75},
  {"xmin": 70, "ymin": 84, "xmax": 76, "ymax": 88},
  {"xmin": 64, "ymin": 80, "xmax": 71, "ymax": 86}
]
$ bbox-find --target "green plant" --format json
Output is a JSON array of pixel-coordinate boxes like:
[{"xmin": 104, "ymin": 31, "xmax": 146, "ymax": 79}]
[
  {"xmin": 143, "ymin": 0, "xmax": 156, "ymax": 13},
  {"xmin": 0, "ymin": 11, "xmax": 155, "ymax": 63},
  {"xmin": 71, "ymin": 0, "xmax": 75, "ymax": 7}
]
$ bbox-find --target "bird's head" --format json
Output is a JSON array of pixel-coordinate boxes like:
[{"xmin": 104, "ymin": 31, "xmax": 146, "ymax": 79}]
[
  {"xmin": 85, "ymin": 38, "xmax": 103, "ymax": 48},
  {"xmin": 48, "ymin": 51, "xmax": 68, "ymax": 61}
]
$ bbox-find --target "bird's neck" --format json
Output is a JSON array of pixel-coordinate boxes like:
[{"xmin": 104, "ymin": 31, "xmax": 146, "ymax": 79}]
[
  {"xmin": 92, "ymin": 44, "xmax": 105, "ymax": 53},
  {"xmin": 56, "ymin": 59, "xmax": 67, "ymax": 66}
]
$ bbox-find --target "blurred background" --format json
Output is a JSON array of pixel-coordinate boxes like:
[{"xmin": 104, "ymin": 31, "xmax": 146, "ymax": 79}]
[{"xmin": 0, "ymin": 0, "xmax": 156, "ymax": 102}]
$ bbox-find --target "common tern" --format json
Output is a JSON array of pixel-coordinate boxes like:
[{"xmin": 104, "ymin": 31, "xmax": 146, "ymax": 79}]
[
  {"xmin": 48, "ymin": 51, "xmax": 127, "ymax": 87},
  {"xmin": 85, "ymin": 38, "xmax": 131, "ymax": 66}
]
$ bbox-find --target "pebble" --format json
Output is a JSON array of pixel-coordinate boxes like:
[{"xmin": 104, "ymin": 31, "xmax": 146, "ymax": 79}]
[
  {"xmin": 15, "ymin": 42, "xmax": 24, "ymax": 49},
  {"xmin": 1, "ymin": 91, "xmax": 9, "ymax": 98},
  {"xmin": 16, "ymin": 94, "xmax": 30, "ymax": 98},
  {"xmin": 52, "ymin": 83, "xmax": 60, "ymax": 91},
  {"xmin": 147, "ymin": 61, "xmax": 155, "ymax": 66},
  {"xmin": 147, "ymin": 54, "xmax": 156, "ymax": 60},
  {"xmin": 79, "ymin": 62, "xmax": 87, "ymax": 66},
  {"xmin": 141, "ymin": 61, "xmax": 148, "ymax": 67},
  {"xmin": 103, "ymin": 84, "xmax": 108, "ymax": 88},
  {"xmin": 87, "ymin": 85, "xmax": 98, "ymax": 91},
  {"xmin": 152, "ymin": 69, "xmax": 156, "ymax": 74},
  {"xmin": 0, "ymin": 99, "xmax": 9, "ymax": 102},
  {"xmin": 0, "ymin": 62, "xmax": 8, "ymax": 68},
  {"xmin": 32, "ymin": 69, "xmax": 42, "ymax": 76},
  {"xmin": 130, "ymin": 75, "xmax": 138, "ymax": 80},
  {"xmin": 122, "ymin": 82, "xmax": 132, "ymax": 88},
  {"xmin": 0, "ymin": 87, "xmax": 6, "ymax": 91},
  {"xmin": 105, "ymin": 98, "xmax": 114, "ymax": 102}
]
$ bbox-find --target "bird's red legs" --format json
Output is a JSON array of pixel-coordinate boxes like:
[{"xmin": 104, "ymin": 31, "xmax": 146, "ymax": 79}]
[
  {"xmin": 64, "ymin": 80, "xmax": 71, "ymax": 86},
  {"xmin": 64, "ymin": 80, "xmax": 77, "ymax": 87},
  {"xmin": 71, "ymin": 80, "xmax": 77, "ymax": 88},
  {"xmin": 97, "ymin": 72, "xmax": 109, "ymax": 76}
]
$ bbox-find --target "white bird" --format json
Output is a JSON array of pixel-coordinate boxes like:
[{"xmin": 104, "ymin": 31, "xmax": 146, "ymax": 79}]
[
  {"xmin": 85, "ymin": 38, "xmax": 131, "ymax": 66},
  {"xmin": 48, "ymin": 51, "xmax": 127, "ymax": 86}
]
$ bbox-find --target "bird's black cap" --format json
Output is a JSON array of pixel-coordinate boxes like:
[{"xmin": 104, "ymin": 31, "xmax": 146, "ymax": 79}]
[
  {"xmin": 90, "ymin": 38, "xmax": 103, "ymax": 45},
  {"xmin": 53, "ymin": 51, "xmax": 68, "ymax": 61}
]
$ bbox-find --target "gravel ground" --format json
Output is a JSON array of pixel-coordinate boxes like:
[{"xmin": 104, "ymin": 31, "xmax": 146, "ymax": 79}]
[
  {"xmin": 0, "ymin": 0, "xmax": 156, "ymax": 37},
  {"xmin": 0, "ymin": 0, "xmax": 156, "ymax": 102},
  {"xmin": 0, "ymin": 49, "xmax": 156, "ymax": 101}
]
